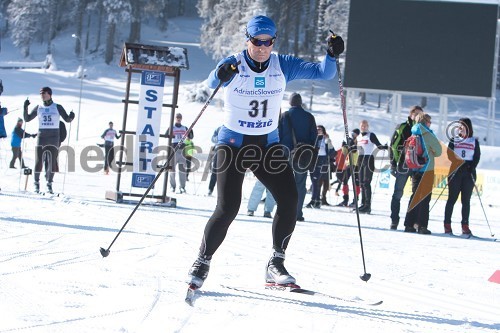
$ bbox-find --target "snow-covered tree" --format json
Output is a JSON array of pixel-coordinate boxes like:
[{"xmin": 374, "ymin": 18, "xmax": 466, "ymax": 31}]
[
  {"xmin": 7, "ymin": 0, "xmax": 49, "ymax": 57},
  {"xmin": 103, "ymin": 0, "xmax": 131, "ymax": 64},
  {"xmin": 324, "ymin": 0, "xmax": 350, "ymax": 45}
]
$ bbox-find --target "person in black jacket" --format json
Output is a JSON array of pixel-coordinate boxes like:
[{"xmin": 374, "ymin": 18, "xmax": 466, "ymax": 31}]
[
  {"xmin": 24, "ymin": 87, "xmax": 74, "ymax": 194},
  {"xmin": 279, "ymin": 93, "xmax": 317, "ymax": 221},
  {"xmin": 443, "ymin": 118, "xmax": 481, "ymax": 236},
  {"xmin": 389, "ymin": 106, "xmax": 423, "ymax": 229}
]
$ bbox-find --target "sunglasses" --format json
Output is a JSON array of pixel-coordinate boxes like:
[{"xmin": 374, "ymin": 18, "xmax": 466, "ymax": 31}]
[
  {"xmin": 40, "ymin": 92, "xmax": 48, "ymax": 95},
  {"xmin": 249, "ymin": 36, "xmax": 276, "ymax": 47}
]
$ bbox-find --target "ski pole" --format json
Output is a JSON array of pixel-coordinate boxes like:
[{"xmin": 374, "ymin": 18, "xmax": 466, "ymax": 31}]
[
  {"xmin": 18, "ymin": 99, "xmax": 29, "ymax": 191},
  {"xmin": 371, "ymin": 146, "xmax": 387, "ymax": 198},
  {"xmin": 471, "ymin": 173, "xmax": 494, "ymax": 237},
  {"xmin": 331, "ymin": 30, "xmax": 371, "ymax": 282},
  {"xmin": 61, "ymin": 112, "xmax": 73, "ymax": 194},
  {"xmin": 429, "ymin": 169, "xmax": 457, "ymax": 213},
  {"xmin": 100, "ymin": 77, "xmax": 229, "ymax": 258}
]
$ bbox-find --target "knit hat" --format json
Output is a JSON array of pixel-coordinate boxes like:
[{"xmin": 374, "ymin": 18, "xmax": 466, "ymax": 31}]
[
  {"xmin": 17, "ymin": 117, "xmax": 23, "ymax": 123},
  {"xmin": 246, "ymin": 15, "xmax": 277, "ymax": 38},
  {"xmin": 40, "ymin": 86, "xmax": 52, "ymax": 95},
  {"xmin": 289, "ymin": 93, "xmax": 302, "ymax": 107},
  {"xmin": 351, "ymin": 128, "xmax": 360, "ymax": 136}
]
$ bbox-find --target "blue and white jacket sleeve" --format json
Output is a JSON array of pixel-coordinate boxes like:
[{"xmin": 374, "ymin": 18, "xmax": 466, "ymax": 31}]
[{"xmin": 278, "ymin": 54, "xmax": 337, "ymax": 82}]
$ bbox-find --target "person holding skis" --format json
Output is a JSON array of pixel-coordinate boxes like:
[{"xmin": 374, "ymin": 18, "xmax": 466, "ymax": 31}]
[
  {"xmin": 10, "ymin": 118, "xmax": 37, "ymax": 169},
  {"xmin": 443, "ymin": 118, "xmax": 480, "ymax": 235},
  {"xmin": 356, "ymin": 120, "xmax": 388, "ymax": 214},
  {"xmin": 101, "ymin": 121, "xmax": 121, "ymax": 175},
  {"xmin": 24, "ymin": 87, "xmax": 74, "ymax": 194},
  {"xmin": 389, "ymin": 106, "xmax": 423, "ymax": 230},
  {"xmin": 187, "ymin": 15, "xmax": 344, "ymax": 290}
]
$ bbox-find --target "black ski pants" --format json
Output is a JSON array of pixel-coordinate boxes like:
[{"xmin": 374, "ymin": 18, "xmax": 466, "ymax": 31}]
[
  {"xmin": 404, "ymin": 171, "xmax": 434, "ymax": 229},
  {"xmin": 358, "ymin": 155, "xmax": 375, "ymax": 206},
  {"xmin": 35, "ymin": 131, "xmax": 60, "ymax": 183},
  {"xmin": 444, "ymin": 168, "xmax": 474, "ymax": 225},
  {"xmin": 199, "ymin": 143, "xmax": 298, "ymax": 256}
]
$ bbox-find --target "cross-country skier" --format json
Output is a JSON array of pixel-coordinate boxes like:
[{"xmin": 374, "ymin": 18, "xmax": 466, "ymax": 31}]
[
  {"xmin": 24, "ymin": 87, "xmax": 74, "ymax": 193},
  {"xmin": 443, "ymin": 118, "xmax": 481, "ymax": 235},
  {"xmin": 187, "ymin": 15, "xmax": 344, "ymax": 289}
]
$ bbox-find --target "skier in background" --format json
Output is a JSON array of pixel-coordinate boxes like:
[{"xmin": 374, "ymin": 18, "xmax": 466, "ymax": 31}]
[
  {"xmin": 24, "ymin": 87, "xmax": 74, "ymax": 193},
  {"xmin": 443, "ymin": 118, "xmax": 480, "ymax": 236},
  {"xmin": 101, "ymin": 121, "xmax": 120, "ymax": 175}
]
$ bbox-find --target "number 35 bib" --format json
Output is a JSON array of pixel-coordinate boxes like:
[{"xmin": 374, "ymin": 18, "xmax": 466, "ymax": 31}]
[
  {"xmin": 37, "ymin": 103, "xmax": 60, "ymax": 129},
  {"xmin": 223, "ymin": 53, "xmax": 286, "ymax": 135}
]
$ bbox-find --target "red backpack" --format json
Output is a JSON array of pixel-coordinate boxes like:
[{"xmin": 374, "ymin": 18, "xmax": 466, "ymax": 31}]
[{"xmin": 404, "ymin": 134, "xmax": 427, "ymax": 169}]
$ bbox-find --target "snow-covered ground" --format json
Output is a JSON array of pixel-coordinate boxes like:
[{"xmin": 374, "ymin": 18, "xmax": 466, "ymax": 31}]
[{"xmin": 0, "ymin": 17, "xmax": 499, "ymax": 333}]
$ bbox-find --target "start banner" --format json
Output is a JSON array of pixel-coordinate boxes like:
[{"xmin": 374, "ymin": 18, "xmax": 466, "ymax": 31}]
[{"xmin": 132, "ymin": 71, "xmax": 165, "ymax": 188}]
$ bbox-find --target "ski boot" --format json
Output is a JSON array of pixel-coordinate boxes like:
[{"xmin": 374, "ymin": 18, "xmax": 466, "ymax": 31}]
[
  {"xmin": 444, "ymin": 223, "xmax": 453, "ymax": 235},
  {"xmin": 47, "ymin": 182, "xmax": 54, "ymax": 194},
  {"xmin": 187, "ymin": 254, "xmax": 211, "ymax": 288},
  {"xmin": 461, "ymin": 223, "xmax": 472, "ymax": 236},
  {"xmin": 265, "ymin": 249, "xmax": 296, "ymax": 285},
  {"xmin": 34, "ymin": 181, "xmax": 40, "ymax": 193}
]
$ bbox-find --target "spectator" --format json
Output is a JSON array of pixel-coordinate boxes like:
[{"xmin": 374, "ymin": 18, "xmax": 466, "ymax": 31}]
[
  {"xmin": 403, "ymin": 113, "xmax": 442, "ymax": 234},
  {"xmin": 0, "ymin": 101, "xmax": 7, "ymax": 139},
  {"xmin": 356, "ymin": 120, "xmax": 388, "ymax": 214},
  {"xmin": 333, "ymin": 129, "xmax": 360, "ymax": 206},
  {"xmin": 389, "ymin": 106, "xmax": 423, "ymax": 230},
  {"xmin": 10, "ymin": 118, "xmax": 36, "ymax": 169},
  {"xmin": 207, "ymin": 126, "xmax": 221, "ymax": 196},
  {"xmin": 184, "ymin": 138, "xmax": 195, "ymax": 181},
  {"xmin": 307, "ymin": 125, "xmax": 334, "ymax": 208},
  {"xmin": 247, "ymin": 179, "xmax": 276, "ymax": 218},
  {"xmin": 279, "ymin": 92, "xmax": 318, "ymax": 221}
]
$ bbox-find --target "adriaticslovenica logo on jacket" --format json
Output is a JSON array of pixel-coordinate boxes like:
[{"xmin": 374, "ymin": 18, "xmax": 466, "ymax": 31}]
[{"xmin": 254, "ymin": 77, "xmax": 265, "ymax": 88}]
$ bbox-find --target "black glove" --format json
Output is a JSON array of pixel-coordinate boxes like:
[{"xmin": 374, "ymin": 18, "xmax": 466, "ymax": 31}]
[
  {"xmin": 216, "ymin": 62, "xmax": 239, "ymax": 83},
  {"xmin": 327, "ymin": 34, "xmax": 345, "ymax": 57},
  {"xmin": 31, "ymin": 133, "xmax": 37, "ymax": 138},
  {"xmin": 69, "ymin": 111, "xmax": 75, "ymax": 121},
  {"xmin": 390, "ymin": 165, "xmax": 397, "ymax": 177},
  {"xmin": 24, "ymin": 99, "xmax": 30, "ymax": 109}
]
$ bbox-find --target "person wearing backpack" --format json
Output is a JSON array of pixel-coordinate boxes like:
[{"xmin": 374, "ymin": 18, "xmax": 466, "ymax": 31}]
[
  {"xmin": 355, "ymin": 120, "xmax": 388, "ymax": 214},
  {"xmin": 403, "ymin": 112, "xmax": 442, "ymax": 234},
  {"xmin": 443, "ymin": 118, "xmax": 481, "ymax": 236},
  {"xmin": 24, "ymin": 87, "xmax": 75, "ymax": 194},
  {"xmin": 389, "ymin": 106, "xmax": 423, "ymax": 230}
]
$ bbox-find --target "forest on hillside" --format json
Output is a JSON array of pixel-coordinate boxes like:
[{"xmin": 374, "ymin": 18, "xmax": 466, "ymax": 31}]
[{"xmin": 0, "ymin": 0, "xmax": 349, "ymax": 65}]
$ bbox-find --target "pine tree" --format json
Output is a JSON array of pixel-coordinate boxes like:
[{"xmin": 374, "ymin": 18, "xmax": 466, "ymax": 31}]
[
  {"xmin": 7, "ymin": 0, "xmax": 49, "ymax": 57},
  {"xmin": 103, "ymin": 0, "xmax": 131, "ymax": 64}
]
